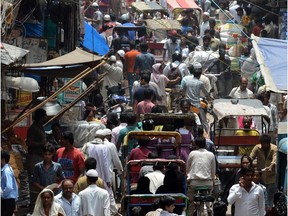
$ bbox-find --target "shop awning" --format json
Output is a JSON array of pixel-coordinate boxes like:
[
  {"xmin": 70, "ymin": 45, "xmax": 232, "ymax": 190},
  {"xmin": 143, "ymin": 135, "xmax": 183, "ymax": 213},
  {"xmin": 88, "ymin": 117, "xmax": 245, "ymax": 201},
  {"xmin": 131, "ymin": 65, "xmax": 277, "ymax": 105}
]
[
  {"xmin": 131, "ymin": 1, "xmax": 166, "ymax": 12},
  {"xmin": 1, "ymin": 43, "xmax": 29, "ymax": 65},
  {"xmin": 251, "ymin": 35, "xmax": 287, "ymax": 92},
  {"xmin": 144, "ymin": 19, "xmax": 181, "ymax": 31},
  {"xmin": 17, "ymin": 48, "xmax": 103, "ymax": 78}
]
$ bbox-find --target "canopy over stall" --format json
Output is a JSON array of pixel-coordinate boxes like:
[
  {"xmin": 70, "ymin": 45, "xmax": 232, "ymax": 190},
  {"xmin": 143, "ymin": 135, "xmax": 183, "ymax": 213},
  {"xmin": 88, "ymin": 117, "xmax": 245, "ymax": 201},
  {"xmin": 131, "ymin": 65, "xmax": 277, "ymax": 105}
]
[
  {"xmin": 144, "ymin": 19, "xmax": 181, "ymax": 31},
  {"xmin": 144, "ymin": 19, "xmax": 181, "ymax": 41},
  {"xmin": 251, "ymin": 34, "xmax": 287, "ymax": 92},
  {"xmin": 16, "ymin": 48, "xmax": 103, "ymax": 78},
  {"xmin": 131, "ymin": 1, "xmax": 166, "ymax": 13}
]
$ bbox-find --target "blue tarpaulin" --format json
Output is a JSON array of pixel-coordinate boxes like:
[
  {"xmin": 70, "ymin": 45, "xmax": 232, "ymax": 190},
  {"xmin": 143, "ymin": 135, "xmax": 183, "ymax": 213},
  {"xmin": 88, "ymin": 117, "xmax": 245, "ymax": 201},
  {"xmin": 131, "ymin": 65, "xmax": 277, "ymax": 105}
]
[
  {"xmin": 252, "ymin": 35, "xmax": 288, "ymax": 92},
  {"xmin": 82, "ymin": 21, "xmax": 109, "ymax": 56}
]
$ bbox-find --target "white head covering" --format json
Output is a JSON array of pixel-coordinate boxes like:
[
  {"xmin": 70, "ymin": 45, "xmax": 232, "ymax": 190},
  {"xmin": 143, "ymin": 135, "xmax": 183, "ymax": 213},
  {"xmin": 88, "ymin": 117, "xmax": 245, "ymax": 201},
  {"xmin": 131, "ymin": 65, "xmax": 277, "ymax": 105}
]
[
  {"xmin": 95, "ymin": 129, "xmax": 105, "ymax": 137},
  {"xmin": 92, "ymin": 2, "xmax": 98, "ymax": 7},
  {"xmin": 102, "ymin": 128, "xmax": 112, "ymax": 136},
  {"xmin": 109, "ymin": 55, "xmax": 116, "ymax": 62},
  {"xmin": 191, "ymin": 62, "xmax": 202, "ymax": 69},
  {"xmin": 203, "ymin": 12, "xmax": 210, "ymax": 17},
  {"xmin": 86, "ymin": 169, "xmax": 99, "ymax": 177},
  {"xmin": 32, "ymin": 189, "xmax": 64, "ymax": 216},
  {"xmin": 117, "ymin": 50, "xmax": 125, "ymax": 58},
  {"xmin": 104, "ymin": 14, "xmax": 111, "ymax": 21}
]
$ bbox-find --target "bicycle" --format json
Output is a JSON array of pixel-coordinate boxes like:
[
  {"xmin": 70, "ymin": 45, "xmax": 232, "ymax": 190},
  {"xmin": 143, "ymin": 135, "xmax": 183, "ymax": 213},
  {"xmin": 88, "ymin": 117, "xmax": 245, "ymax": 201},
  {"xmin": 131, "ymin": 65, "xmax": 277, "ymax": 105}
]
[{"xmin": 193, "ymin": 186, "xmax": 214, "ymax": 216}]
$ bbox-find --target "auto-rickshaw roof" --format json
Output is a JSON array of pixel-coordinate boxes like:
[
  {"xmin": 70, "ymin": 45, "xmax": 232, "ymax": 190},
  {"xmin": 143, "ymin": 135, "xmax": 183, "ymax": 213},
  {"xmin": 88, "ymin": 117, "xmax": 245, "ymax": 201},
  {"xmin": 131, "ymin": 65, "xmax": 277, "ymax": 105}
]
[
  {"xmin": 213, "ymin": 99, "xmax": 269, "ymax": 120},
  {"xmin": 144, "ymin": 19, "xmax": 181, "ymax": 31},
  {"xmin": 131, "ymin": 1, "xmax": 166, "ymax": 12}
]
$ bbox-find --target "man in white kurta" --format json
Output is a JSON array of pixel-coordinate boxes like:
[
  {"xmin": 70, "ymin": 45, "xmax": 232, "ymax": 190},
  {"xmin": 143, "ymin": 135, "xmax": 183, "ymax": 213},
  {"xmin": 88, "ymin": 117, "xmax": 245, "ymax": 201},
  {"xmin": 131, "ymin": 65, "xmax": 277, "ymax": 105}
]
[
  {"xmin": 101, "ymin": 55, "xmax": 123, "ymax": 99},
  {"xmin": 228, "ymin": 167, "xmax": 265, "ymax": 216},
  {"xmin": 85, "ymin": 130, "xmax": 120, "ymax": 215},
  {"xmin": 79, "ymin": 169, "xmax": 110, "ymax": 216},
  {"xmin": 145, "ymin": 165, "xmax": 165, "ymax": 194},
  {"xmin": 186, "ymin": 136, "xmax": 216, "ymax": 216}
]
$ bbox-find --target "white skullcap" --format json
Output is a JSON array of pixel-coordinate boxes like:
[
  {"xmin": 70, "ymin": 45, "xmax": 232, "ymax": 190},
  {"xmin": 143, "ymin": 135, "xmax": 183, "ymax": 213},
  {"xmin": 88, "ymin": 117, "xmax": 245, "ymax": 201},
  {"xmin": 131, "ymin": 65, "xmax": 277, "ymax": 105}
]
[
  {"xmin": 191, "ymin": 62, "xmax": 202, "ymax": 69},
  {"xmin": 95, "ymin": 129, "xmax": 105, "ymax": 137},
  {"xmin": 104, "ymin": 14, "xmax": 111, "ymax": 21},
  {"xmin": 109, "ymin": 55, "xmax": 116, "ymax": 62},
  {"xmin": 103, "ymin": 128, "xmax": 112, "ymax": 136},
  {"xmin": 203, "ymin": 12, "xmax": 210, "ymax": 17},
  {"xmin": 92, "ymin": 2, "xmax": 98, "ymax": 7},
  {"xmin": 117, "ymin": 50, "xmax": 125, "ymax": 58},
  {"xmin": 86, "ymin": 169, "xmax": 98, "ymax": 177}
]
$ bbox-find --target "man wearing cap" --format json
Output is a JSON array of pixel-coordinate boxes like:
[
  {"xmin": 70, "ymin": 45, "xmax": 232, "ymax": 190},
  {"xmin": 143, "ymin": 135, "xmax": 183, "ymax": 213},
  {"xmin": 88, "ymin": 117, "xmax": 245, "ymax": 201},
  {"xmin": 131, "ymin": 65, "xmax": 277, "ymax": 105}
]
[
  {"xmin": 91, "ymin": 2, "xmax": 103, "ymax": 32},
  {"xmin": 83, "ymin": 129, "xmax": 121, "ymax": 216},
  {"xmin": 199, "ymin": 12, "xmax": 210, "ymax": 40},
  {"xmin": 101, "ymin": 55, "xmax": 123, "ymax": 99},
  {"xmin": 163, "ymin": 30, "xmax": 181, "ymax": 62},
  {"xmin": 181, "ymin": 62, "xmax": 210, "ymax": 132},
  {"xmin": 73, "ymin": 157, "xmax": 105, "ymax": 194},
  {"xmin": 116, "ymin": 49, "xmax": 125, "ymax": 69},
  {"xmin": 102, "ymin": 128, "xmax": 123, "ymax": 176},
  {"xmin": 79, "ymin": 169, "xmax": 110, "ymax": 216}
]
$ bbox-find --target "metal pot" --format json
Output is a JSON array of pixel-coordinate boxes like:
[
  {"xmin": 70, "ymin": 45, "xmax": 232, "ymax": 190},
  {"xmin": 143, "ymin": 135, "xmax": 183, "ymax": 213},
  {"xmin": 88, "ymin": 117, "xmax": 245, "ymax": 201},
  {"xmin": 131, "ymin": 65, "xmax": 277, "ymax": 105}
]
[{"xmin": 37, "ymin": 97, "xmax": 62, "ymax": 116}]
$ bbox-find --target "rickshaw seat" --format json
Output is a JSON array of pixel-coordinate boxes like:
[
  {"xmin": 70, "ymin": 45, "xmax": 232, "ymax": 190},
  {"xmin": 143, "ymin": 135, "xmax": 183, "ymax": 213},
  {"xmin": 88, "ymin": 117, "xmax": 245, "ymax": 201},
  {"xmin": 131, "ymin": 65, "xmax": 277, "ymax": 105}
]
[{"xmin": 214, "ymin": 135, "xmax": 260, "ymax": 146}]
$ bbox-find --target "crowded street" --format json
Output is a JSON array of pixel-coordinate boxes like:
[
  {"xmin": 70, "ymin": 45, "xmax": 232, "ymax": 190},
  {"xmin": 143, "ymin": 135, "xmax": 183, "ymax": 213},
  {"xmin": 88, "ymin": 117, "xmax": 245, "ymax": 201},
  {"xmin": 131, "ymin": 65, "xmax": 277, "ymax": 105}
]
[{"xmin": 1, "ymin": 0, "xmax": 287, "ymax": 215}]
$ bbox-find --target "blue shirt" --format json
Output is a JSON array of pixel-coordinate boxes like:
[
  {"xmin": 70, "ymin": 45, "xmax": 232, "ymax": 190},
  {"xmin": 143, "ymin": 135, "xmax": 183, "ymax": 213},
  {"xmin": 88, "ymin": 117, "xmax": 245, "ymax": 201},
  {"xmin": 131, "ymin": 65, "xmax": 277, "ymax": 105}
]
[
  {"xmin": 181, "ymin": 76, "xmax": 209, "ymax": 107},
  {"xmin": 54, "ymin": 192, "xmax": 81, "ymax": 216},
  {"xmin": 134, "ymin": 52, "xmax": 156, "ymax": 73},
  {"xmin": 32, "ymin": 161, "xmax": 65, "ymax": 187},
  {"xmin": 1, "ymin": 164, "xmax": 18, "ymax": 200}
]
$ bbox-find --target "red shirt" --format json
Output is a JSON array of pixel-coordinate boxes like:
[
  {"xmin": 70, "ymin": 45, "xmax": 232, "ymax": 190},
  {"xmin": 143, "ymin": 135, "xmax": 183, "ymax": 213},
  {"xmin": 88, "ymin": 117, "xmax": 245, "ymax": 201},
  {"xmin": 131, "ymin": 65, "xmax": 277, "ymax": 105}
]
[
  {"xmin": 54, "ymin": 147, "xmax": 85, "ymax": 184},
  {"xmin": 128, "ymin": 146, "xmax": 151, "ymax": 161},
  {"xmin": 252, "ymin": 25, "xmax": 263, "ymax": 37},
  {"xmin": 125, "ymin": 49, "xmax": 141, "ymax": 73}
]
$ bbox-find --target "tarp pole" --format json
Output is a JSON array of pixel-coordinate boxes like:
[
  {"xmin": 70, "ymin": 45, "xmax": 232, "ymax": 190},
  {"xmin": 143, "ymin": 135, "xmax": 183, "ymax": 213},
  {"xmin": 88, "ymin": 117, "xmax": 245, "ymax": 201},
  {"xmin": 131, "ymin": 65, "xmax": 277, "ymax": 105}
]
[
  {"xmin": 43, "ymin": 72, "xmax": 108, "ymax": 126},
  {"xmin": 2, "ymin": 60, "xmax": 106, "ymax": 133}
]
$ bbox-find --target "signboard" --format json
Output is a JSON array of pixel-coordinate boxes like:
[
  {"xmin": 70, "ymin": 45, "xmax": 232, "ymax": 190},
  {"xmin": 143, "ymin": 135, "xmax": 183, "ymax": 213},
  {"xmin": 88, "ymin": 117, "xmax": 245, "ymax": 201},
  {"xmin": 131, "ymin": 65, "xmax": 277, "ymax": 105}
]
[
  {"xmin": 5, "ymin": 36, "xmax": 48, "ymax": 63},
  {"xmin": 16, "ymin": 90, "xmax": 33, "ymax": 107},
  {"xmin": 63, "ymin": 78, "xmax": 83, "ymax": 102}
]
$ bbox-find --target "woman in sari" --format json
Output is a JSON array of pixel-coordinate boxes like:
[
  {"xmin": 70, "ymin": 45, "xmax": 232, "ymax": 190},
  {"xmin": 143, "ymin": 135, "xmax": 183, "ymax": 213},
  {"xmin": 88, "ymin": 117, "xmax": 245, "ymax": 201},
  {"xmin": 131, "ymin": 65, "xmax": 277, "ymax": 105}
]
[
  {"xmin": 151, "ymin": 63, "xmax": 180, "ymax": 107},
  {"xmin": 32, "ymin": 188, "xmax": 66, "ymax": 216}
]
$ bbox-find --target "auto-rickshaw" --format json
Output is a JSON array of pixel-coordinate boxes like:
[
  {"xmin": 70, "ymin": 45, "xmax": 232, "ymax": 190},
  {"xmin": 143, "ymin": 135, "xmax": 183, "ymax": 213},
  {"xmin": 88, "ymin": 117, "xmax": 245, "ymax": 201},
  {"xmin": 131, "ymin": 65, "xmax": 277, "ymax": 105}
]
[{"xmin": 122, "ymin": 159, "xmax": 188, "ymax": 216}]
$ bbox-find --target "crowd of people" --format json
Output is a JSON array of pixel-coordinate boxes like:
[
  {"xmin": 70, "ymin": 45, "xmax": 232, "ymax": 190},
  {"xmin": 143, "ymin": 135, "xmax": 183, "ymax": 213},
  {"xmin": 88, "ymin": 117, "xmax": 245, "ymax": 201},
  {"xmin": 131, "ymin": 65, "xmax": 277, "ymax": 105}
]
[
  {"xmin": 1, "ymin": 105, "xmax": 286, "ymax": 216},
  {"xmin": 1, "ymin": 0, "xmax": 287, "ymax": 215}
]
